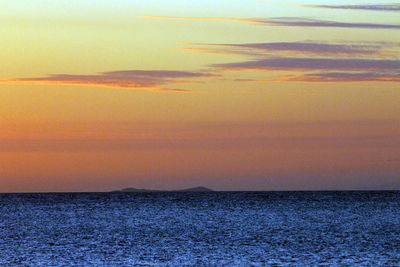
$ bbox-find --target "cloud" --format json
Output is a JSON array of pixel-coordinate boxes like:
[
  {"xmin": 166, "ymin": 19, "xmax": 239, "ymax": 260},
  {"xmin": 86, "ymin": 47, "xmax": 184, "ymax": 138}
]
[
  {"xmin": 142, "ymin": 15, "xmax": 256, "ymax": 24},
  {"xmin": 264, "ymin": 72, "xmax": 400, "ymax": 83},
  {"xmin": 299, "ymin": 4, "xmax": 400, "ymax": 12},
  {"xmin": 2, "ymin": 133, "xmax": 398, "ymax": 152},
  {"xmin": 3, "ymin": 119, "xmax": 398, "ymax": 151},
  {"xmin": 285, "ymin": 72, "xmax": 400, "ymax": 82},
  {"xmin": 144, "ymin": 16, "xmax": 400, "ymax": 29},
  {"xmin": 183, "ymin": 41, "xmax": 391, "ymax": 56},
  {"xmin": 3, "ymin": 70, "xmax": 215, "ymax": 92},
  {"xmin": 258, "ymin": 17, "xmax": 400, "ymax": 29},
  {"xmin": 212, "ymin": 57, "xmax": 400, "ymax": 71},
  {"xmin": 178, "ymin": 46, "xmax": 259, "ymax": 57},
  {"xmin": 212, "ymin": 55, "xmax": 400, "ymax": 82}
]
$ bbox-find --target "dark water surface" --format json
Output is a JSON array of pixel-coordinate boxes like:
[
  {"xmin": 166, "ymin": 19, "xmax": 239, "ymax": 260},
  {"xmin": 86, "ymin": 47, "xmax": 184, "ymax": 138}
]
[{"xmin": 0, "ymin": 191, "xmax": 399, "ymax": 266}]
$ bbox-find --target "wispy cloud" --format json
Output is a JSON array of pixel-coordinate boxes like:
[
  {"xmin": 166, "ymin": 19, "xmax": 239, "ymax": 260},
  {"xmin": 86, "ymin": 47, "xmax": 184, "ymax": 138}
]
[
  {"xmin": 1, "ymin": 135, "xmax": 398, "ymax": 152},
  {"xmin": 178, "ymin": 46, "xmax": 259, "ymax": 57},
  {"xmin": 258, "ymin": 17, "xmax": 400, "ymax": 29},
  {"xmin": 270, "ymin": 72, "xmax": 400, "ymax": 83},
  {"xmin": 299, "ymin": 4, "xmax": 400, "ymax": 12},
  {"xmin": 2, "ymin": 70, "xmax": 215, "ymax": 92},
  {"xmin": 212, "ymin": 55, "xmax": 400, "ymax": 82},
  {"xmin": 142, "ymin": 15, "xmax": 256, "ymax": 23},
  {"xmin": 2, "ymin": 120, "xmax": 398, "ymax": 151},
  {"xmin": 288, "ymin": 72, "xmax": 400, "ymax": 82},
  {"xmin": 144, "ymin": 16, "xmax": 400, "ymax": 29},
  {"xmin": 212, "ymin": 57, "xmax": 400, "ymax": 71},
  {"xmin": 183, "ymin": 41, "xmax": 392, "ymax": 56}
]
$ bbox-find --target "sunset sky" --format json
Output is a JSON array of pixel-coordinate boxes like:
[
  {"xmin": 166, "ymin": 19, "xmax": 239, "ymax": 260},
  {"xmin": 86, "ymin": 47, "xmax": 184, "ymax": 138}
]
[{"xmin": 1, "ymin": 0, "xmax": 399, "ymax": 192}]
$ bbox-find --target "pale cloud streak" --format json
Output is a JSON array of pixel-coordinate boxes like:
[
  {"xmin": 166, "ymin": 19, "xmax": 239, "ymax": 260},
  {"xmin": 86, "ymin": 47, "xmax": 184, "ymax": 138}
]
[
  {"xmin": 2, "ymin": 70, "xmax": 216, "ymax": 92},
  {"xmin": 144, "ymin": 16, "xmax": 400, "ymax": 29},
  {"xmin": 283, "ymin": 72, "xmax": 400, "ymax": 83},
  {"xmin": 212, "ymin": 57, "xmax": 400, "ymax": 71},
  {"xmin": 142, "ymin": 15, "xmax": 256, "ymax": 23},
  {"xmin": 1, "ymin": 120, "xmax": 398, "ymax": 152},
  {"xmin": 249, "ymin": 72, "xmax": 400, "ymax": 83},
  {"xmin": 299, "ymin": 4, "xmax": 400, "ymax": 12},
  {"xmin": 182, "ymin": 41, "xmax": 393, "ymax": 57},
  {"xmin": 212, "ymin": 57, "xmax": 400, "ymax": 82},
  {"xmin": 1, "ymin": 135, "xmax": 398, "ymax": 152}
]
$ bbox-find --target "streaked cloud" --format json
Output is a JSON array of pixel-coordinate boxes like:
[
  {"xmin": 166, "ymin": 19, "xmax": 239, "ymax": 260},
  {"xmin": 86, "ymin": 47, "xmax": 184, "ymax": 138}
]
[
  {"xmin": 142, "ymin": 15, "xmax": 256, "ymax": 23},
  {"xmin": 252, "ymin": 72, "xmax": 400, "ymax": 83},
  {"xmin": 299, "ymin": 4, "xmax": 400, "ymax": 12},
  {"xmin": 178, "ymin": 46, "xmax": 259, "ymax": 57},
  {"xmin": 212, "ymin": 57, "xmax": 400, "ymax": 71},
  {"xmin": 2, "ymin": 70, "xmax": 216, "ymax": 92},
  {"xmin": 257, "ymin": 17, "xmax": 400, "ymax": 29},
  {"xmin": 283, "ymin": 72, "xmax": 400, "ymax": 82},
  {"xmin": 211, "ymin": 53, "xmax": 400, "ymax": 82},
  {"xmin": 1, "ymin": 135, "xmax": 398, "ymax": 152},
  {"xmin": 183, "ymin": 41, "xmax": 392, "ymax": 56},
  {"xmin": 1, "ymin": 120, "xmax": 398, "ymax": 152},
  {"xmin": 144, "ymin": 16, "xmax": 400, "ymax": 29}
]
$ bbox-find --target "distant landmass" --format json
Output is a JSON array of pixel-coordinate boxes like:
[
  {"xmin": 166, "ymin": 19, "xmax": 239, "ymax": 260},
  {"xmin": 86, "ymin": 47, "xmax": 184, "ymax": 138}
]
[{"xmin": 113, "ymin": 186, "xmax": 213, "ymax": 193}]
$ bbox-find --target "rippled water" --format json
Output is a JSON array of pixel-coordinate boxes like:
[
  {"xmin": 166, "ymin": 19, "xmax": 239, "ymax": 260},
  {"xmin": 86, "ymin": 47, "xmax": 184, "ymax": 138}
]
[{"xmin": 0, "ymin": 192, "xmax": 399, "ymax": 265}]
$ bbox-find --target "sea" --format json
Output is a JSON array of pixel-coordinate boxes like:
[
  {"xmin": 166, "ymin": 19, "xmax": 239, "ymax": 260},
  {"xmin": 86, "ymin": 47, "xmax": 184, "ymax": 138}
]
[{"xmin": 0, "ymin": 191, "xmax": 399, "ymax": 266}]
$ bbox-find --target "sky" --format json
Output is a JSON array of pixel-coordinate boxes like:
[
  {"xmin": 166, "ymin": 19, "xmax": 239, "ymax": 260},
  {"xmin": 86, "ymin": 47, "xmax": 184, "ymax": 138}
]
[{"xmin": 0, "ymin": 0, "xmax": 399, "ymax": 192}]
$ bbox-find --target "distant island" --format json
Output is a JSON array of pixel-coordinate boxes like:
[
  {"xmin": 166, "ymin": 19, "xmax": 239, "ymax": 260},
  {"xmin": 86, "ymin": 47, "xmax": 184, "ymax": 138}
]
[{"xmin": 112, "ymin": 186, "xmax": 213, "ymax": 193}]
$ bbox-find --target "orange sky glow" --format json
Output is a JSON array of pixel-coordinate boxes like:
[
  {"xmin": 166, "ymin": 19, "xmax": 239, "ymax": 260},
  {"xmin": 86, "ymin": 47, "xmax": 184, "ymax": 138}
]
[{"xmin": 0, "ymin": 0, "xmax": 399, "ymax": 191}]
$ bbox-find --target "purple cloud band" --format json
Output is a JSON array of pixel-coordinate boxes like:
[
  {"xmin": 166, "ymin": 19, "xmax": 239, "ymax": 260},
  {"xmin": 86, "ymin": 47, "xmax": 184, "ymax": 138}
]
[
  {"xmin": 4, "ymin": 70, "xmax": 215, "ymax": 92},
  {"xmin": 227, "ymin": 42, "xmax": 381, "ymax": 54},
  {"xmin": 212, "ymin": 57, "xmax": 400, "ymax": 71},
  {"xmin": 1, "ymin": 135, "xmax": 398, "ymax": 152},
  {"xmin": 186, "ymin": 41, "xmax": 391, "ymax": 56},
  {"xmin": 146, "ymin": 16, "xmax": 400, "ymax": 29},
  {"xmin": 282, "ymin": 72, "xmax": 400, "ymax": 82},
  {"xmin": 256, "ymin": 17, "xmax": 400, "ymax": 29},
  {"xmin": 301, "ymin": 4, "xmax": 400, "ymax": 12}
]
